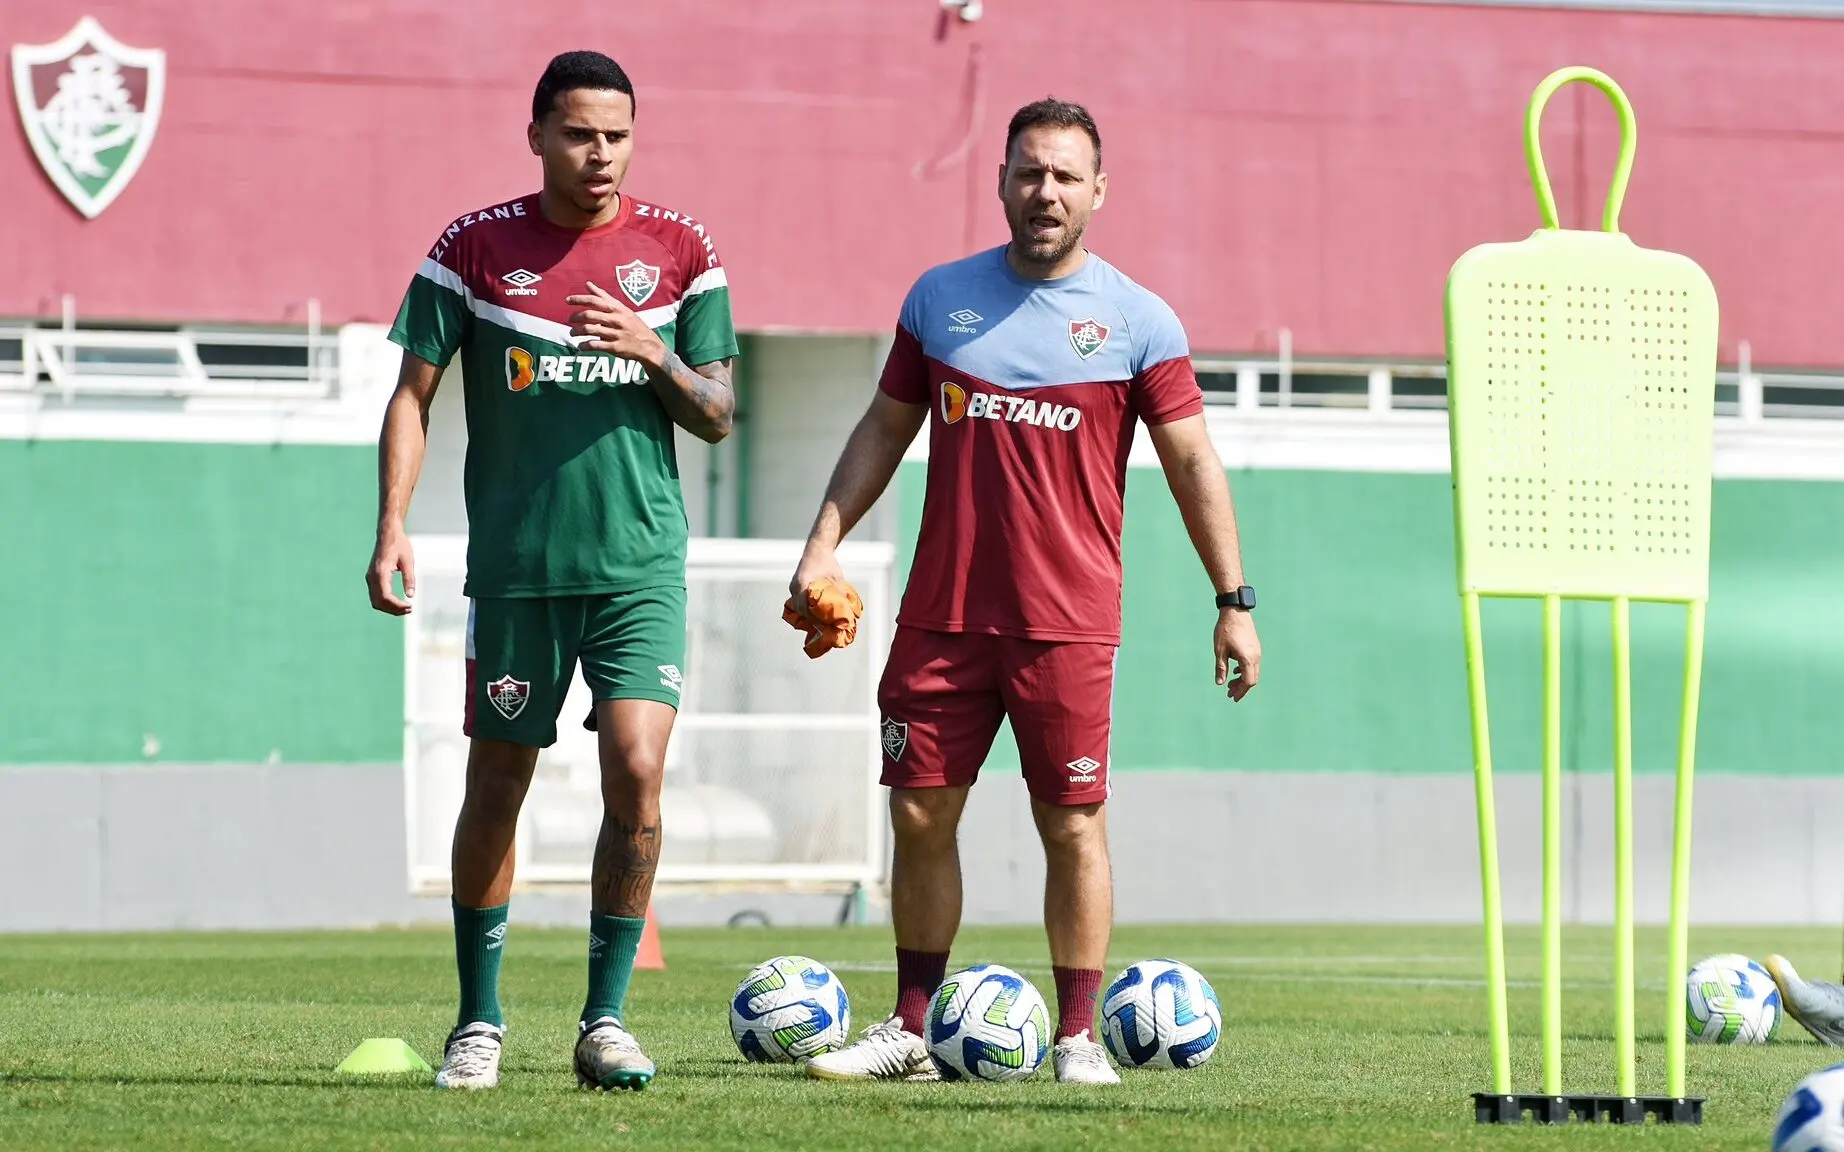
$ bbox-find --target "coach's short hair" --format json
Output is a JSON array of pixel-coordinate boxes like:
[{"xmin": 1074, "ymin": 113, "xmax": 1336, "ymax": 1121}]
[
  {"xmin": 1003, "ymin": 98, "xmax": 1102, "ymax": 171},
  {"xmin": 532, "ymin": 51, "xmax": 635, "ymax": 123}
]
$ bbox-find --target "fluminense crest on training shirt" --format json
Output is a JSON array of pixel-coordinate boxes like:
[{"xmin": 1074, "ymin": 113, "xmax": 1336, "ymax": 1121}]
[
  {"xmin": 12, "ymin": 17, "xmax": 164, "ymax": 219},
  {"xmin": 1068, "ymin": 317, "xmax": 1110, "ymax": 360}
]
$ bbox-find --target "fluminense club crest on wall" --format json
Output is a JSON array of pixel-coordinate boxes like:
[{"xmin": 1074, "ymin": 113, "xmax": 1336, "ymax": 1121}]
[{"xmin": 13, "ymin": 17, "xmax": 165, "ymax": 219}]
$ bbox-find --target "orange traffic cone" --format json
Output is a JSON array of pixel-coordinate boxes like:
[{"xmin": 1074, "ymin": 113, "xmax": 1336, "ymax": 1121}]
[{"xmin": 635, "ymin": 903, "xmax": 665, "ymax": 970}]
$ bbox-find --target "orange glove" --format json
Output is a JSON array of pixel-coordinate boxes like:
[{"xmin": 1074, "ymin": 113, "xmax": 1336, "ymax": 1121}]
[{"xmin": 782, "ymin": 576, "xmax": 866, "ymax": 659}]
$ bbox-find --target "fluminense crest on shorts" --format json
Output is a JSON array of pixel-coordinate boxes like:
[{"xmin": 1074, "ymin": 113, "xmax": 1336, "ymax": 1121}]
[
  {"xmin": 615, "ymin": 260, "xmax": 661, "ymax": 307},
  {"xmin": 1068, "ymin": 317, "xmax": 1110, "ymax": 360},
  {"xmin": 486, "ymin": 674, "xmax": 530, "ymax": 721},
  {"xmin": 13, "ymin": 17, "xmax": 165, "ymax": 219},
  {"xmin": 881, "ymin": 718, "xmax": 909, "ymax": 762}
]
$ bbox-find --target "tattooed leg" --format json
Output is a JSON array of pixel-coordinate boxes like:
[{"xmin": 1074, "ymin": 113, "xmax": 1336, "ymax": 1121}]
[
  {"xmin": 592, "ymin": 816, "xmax": 661, "ymax": 918},
  {"xmin": 589, "ymin": 698, "xmax": 673, "ymax": 917}
]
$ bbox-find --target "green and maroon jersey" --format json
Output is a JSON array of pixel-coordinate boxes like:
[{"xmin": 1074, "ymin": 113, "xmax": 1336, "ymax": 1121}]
[{"xmin": 388, "ymin": 193, "xmax": 738, "ymax": 598}]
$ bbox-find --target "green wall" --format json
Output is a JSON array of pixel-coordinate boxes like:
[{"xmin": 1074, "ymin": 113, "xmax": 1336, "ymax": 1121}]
[
  {"xmin": 0, "ymin": 440, "xmax": 401, "ymax": 764},
  {"xmin": 897, "ymin": 462, "xmax": 1844, "ymax": 776}
]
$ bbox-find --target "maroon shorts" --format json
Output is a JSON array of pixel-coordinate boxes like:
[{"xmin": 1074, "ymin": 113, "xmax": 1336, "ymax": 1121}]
[{"xmin": 876, "ymin": 626, "xmax": 1116, "ymax": 806}]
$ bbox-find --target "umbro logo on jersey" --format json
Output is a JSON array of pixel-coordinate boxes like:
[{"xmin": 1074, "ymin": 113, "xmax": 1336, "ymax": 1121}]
[
  {"xmin": 939, "ymin": 380, "xmax": 1082, "ymax": 430},
  {"xmin": 1067, "ymin": 756, "xmax": 1101, "ymax": 784},
  {"xmin": 487, "ymin": 674, "xmax": 530, "ymax": 721},
  {"xmin": 947, "ymin": 308, "xmax": 982, "ymax": 334},
  {"xmin": 616, "ymin": 259, "xmax": 661, "ymax": 307},
  {"xmin": 1069, "ymin": 317, "xmax": 1110, "ymax": 359},
  {"xmin": 500, "ymin": 268, "xmax": 542, "ymax": 296}
]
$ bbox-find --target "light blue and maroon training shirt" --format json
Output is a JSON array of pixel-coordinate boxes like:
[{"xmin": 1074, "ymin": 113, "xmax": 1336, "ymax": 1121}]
[{"xmin": 878, "ymin": 245, "xmax": 1205, "ymax": 644}]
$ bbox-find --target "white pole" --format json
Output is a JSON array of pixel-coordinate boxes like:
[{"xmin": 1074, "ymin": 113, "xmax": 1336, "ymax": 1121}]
[
  {"xmin": 1738, "ymin": 339, "xmax": 1762, "ymax": 424},
  {"xmin": 1279, "ymin": 327, "xmax": 1293, "ymax": 409},
  {"xmin": 307, "ymin": 297, "xmax": 323, "ymax": 395}
]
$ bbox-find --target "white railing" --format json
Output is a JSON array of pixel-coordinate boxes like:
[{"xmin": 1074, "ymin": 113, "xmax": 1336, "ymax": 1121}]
[
  {"xmin": 1194, "ymin": 352, "xmax": 1844, "ymax": 424},
  {"xmin": 0, "ymin": 306, "xmax": 337, "ymax": 401}
]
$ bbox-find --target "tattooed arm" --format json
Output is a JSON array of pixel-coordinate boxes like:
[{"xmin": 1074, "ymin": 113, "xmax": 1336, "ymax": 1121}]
[
  {"xmin": 565, "ymin": 279, "xmax": 735, "ymax": 444},
  {"xmin": 645, "ymin": 353, "xmax": 734, "ymax": 444}
]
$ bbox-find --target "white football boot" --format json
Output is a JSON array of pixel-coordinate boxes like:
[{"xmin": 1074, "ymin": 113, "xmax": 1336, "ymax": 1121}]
[
  {"xmin": 805, "ymin": 1015, "xmax": 940, "ymax": 1081},
  {"xmin": 1765, "ymin": 955, "xmax": 1844, "ymax": 1045},
  {"xmin": 575, "ymin": 1016, "xmax": 655, "ymax": 1090},
  {"xmin": 1052, "ymin": 1030, "xmax": 1121, "ymax": 1084},
  {"xmin": 434, "ymin": 1021, "xmax": 504, "ymax": 1089}
]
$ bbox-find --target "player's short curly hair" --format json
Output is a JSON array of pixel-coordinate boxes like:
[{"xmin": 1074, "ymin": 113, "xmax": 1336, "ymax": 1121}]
[
  {"xmin": 1004, "ymin": 98, "xmax": 1102, "ymax": 172},
  {"xmin": 532, "ymin": 51, "xmax": 635, "ymax": 123}
]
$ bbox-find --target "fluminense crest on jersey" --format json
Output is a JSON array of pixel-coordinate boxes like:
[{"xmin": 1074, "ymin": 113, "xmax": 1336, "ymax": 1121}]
[
  {"xmin": 12, "ymin": 17, "xmax": 164, "ymax": 219},
  {"xmin": 1068, "ymin": 317, "xmax": 1110, "ymax": 360},
  {"xmin": 616, "ymin": 259, "xmax": 661, "ymax": 307}
]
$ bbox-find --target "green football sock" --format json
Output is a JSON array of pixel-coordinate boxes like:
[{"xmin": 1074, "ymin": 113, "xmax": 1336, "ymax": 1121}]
[
  {"xmin": 452, "ymin": 899, "xmax": 509, "ymax": 1029},
  {"xmin": 582, "ymin": 912, "xmax": 648, "ymax": 1026}
]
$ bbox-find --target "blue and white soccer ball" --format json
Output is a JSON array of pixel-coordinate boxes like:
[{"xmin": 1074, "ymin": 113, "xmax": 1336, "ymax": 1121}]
[
  {"xmin": 1685, "ymin": 953, "xmax": 1781, "ymax": 1044},
  {"xmin": 1101, "ymin": 958, "xmax": 1222, "ymax": 1070},
  {"xmin": 729, "ymin": 955, "xmax": 851, "ymax": 1063},
  {"xmin": 925, "ymin": 963, "xmax": 1051, "ymax": 1081},
  {"xmin": 1773, "ymin": 1063, "xmax": 1844, "ymax": 1152}
]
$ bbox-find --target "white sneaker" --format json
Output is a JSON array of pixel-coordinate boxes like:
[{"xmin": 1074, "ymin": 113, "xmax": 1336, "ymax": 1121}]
[
  {"xmin": 435, "ymin": 1021, "xmax": 503, "ymax": 1089},
  {"xmin": 1053, "ymin": 1030, "xmax": 1121, "ymax": 1084},
  {"xmin": 575, "ymin": 1016, "xmax": 655, "ymax": 1090},
  {"xmin": 1766, "ymin": 955, "xmax": 1844, "ymax": 1045},
  {"xmin": 806, "ymin": 1015, "xmax": 940, "ymax": 1081}
]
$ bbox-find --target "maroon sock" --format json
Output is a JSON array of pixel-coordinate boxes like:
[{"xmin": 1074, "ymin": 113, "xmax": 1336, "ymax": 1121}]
[
  {"xmin": 1053, "ymin": 966, "xmax": 1104, "ymax": 1041},
  {"xmin": 894, "ymin": 947, "xmax": 949, "ymax": 1036}
]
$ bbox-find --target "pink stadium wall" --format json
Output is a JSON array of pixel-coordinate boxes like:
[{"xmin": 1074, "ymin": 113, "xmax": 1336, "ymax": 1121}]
[{"xmin": 7, "ymin": 0, "xmax": 1844, "ymax": 367}]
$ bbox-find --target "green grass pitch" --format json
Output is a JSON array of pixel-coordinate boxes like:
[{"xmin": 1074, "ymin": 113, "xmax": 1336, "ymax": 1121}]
[{"xmin": 2, "ymin": 923, "xmax": 1840, "ymax": 1149}]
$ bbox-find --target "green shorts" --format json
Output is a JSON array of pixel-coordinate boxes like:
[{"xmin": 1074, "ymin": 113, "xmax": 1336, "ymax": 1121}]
[{"xmin": 465, "ymin": 586, "xmax": 687, "ymax": 747}]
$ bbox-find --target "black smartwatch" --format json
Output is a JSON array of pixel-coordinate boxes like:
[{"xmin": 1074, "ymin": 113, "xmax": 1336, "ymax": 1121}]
[{"xmin": 1216, "ymin": 585, "xmax": 1256, "ymax": 611}]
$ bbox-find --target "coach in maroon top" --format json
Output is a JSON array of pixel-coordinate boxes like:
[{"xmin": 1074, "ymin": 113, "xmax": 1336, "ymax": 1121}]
[{"xmin": 792, "ymin": 99, "xmax": 1261, "ymax": 1085}]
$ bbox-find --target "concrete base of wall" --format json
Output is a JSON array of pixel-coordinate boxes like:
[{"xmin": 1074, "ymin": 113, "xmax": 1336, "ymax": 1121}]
[{"xmin": 2, "ymin": 765, "xmax": 1837, "ymax": 931}]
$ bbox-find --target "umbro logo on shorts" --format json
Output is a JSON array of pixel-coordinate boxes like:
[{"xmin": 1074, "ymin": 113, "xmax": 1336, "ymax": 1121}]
[
  {"xmin": 487, "ymin": 674, "xmax": 530, "ymax": 721},
  {"xmin": 881, "ymin": 718, "xmax": 909, "ymax": 762},
  {"xmin": 1067, "ymin": 756, "xmax": 1101, "ymax": 783},
  {"xmin": 658, "ymin": 664, "xmax": 684, "ymax": 694}
]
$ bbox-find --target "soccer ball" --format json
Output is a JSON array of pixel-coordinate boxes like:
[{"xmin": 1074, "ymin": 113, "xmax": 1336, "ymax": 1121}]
[
  {"xmin": 1686, "ymin": 953, "xmax": 1781, "ymax": 1044},
  {"xmin": 1773, "ymin": 1063, "xmax": 1844, "ymax": 1151},
  {"xmin": 729, "ymin": 955, "xmax": 851, "ymax": 1063},
  {"xmin": 1100, "ymin": 958, "xmax": 1222, "ymax": 1070},
  {"xmin": 925, "ymin": 963, "xmax": 1051, "ymax": 1081}
]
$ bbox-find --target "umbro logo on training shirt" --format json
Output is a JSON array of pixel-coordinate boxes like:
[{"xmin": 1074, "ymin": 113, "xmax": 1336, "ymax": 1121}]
[
  {"xmin": 947, "ymin": 308, "xmax": 982, "ymax": 334},
  {"xmin": 500, "ymin": 268, "xmax": 542, "ymax": 296}
]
